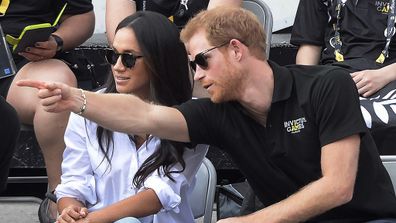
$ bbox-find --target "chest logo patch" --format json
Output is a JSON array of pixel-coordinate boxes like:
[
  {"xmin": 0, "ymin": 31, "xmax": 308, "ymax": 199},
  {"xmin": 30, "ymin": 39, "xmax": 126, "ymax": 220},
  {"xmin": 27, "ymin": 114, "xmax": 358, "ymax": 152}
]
[
  {"xmin": 375, "ymin": 1, "xmax": 391, "ymax": 14},
  {"xmin": 284, "ymin": 117, "xmax": 307, "ymax": 134}
]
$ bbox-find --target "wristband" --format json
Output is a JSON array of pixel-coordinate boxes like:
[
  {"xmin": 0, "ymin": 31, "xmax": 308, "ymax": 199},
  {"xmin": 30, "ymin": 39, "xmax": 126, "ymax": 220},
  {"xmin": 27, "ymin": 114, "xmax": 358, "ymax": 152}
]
[{"xmin": 77, "ymin": 88, "xmax": 86, "ymax": 115}]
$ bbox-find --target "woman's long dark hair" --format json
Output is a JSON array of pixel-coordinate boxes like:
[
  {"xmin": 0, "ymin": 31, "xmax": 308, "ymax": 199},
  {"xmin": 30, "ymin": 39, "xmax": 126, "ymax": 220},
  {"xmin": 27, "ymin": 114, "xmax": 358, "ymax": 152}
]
[{"xmin": 96, "ymin": 11, "xmax": 192, "ymax": 187}]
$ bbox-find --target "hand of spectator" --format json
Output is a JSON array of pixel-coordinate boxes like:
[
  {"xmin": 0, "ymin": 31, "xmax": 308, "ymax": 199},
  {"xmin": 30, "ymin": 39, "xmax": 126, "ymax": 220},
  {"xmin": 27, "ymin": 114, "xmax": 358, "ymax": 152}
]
[
  {"xmin": 16, "ymin": 80, "xmax": 79, "ymax": 113},
  {"xmin": 56, "ymin": 205, "xmax": 88, "ymax": 223},
  {"xmin": 18, "ymin": 36, "xmax": 58, "ymax": 62},
  {"xmin": 350, "ymin": 69, "xmax": 390, "ymax": 97}
]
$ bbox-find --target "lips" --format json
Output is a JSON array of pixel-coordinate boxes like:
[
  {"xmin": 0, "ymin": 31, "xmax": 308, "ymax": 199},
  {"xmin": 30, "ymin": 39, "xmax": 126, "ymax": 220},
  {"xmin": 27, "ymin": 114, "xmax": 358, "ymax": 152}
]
[
  {"xmin": 203, "ymin": 83, "xmax": 213, "ymax": 90},
  {"xmin": 115, "ymin": 76, "xmax": 130, "ymax": 80}
]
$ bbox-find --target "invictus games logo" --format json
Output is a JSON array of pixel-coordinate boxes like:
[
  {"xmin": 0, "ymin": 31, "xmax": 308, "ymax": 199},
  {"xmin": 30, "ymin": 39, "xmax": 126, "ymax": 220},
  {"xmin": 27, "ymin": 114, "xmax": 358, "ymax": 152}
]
[
  {"xmin": 375, "ymin": 0, "xmax": 390, "ymax": 14},
  {"xmin": 284, "ymin": 117, "xmax": 307, "ymax": 134}
]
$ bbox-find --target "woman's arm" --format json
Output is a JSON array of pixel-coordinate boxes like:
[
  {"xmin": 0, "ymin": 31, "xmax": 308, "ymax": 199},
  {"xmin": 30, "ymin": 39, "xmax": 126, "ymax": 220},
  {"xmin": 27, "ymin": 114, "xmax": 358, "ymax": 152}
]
[
  {"xmin": 55, "ymin": 114, "xmax": 98, "ymax": 220},
  {"xmin": 83, "ymin": 189, "xmax": 162, "ymax": 223}
]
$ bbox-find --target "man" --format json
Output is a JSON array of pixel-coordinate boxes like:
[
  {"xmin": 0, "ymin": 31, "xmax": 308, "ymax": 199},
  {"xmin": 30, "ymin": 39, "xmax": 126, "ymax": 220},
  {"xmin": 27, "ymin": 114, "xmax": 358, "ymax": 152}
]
[{"xmin": 18, "ymin": 7, "xmax": 396, "ymax": 222}]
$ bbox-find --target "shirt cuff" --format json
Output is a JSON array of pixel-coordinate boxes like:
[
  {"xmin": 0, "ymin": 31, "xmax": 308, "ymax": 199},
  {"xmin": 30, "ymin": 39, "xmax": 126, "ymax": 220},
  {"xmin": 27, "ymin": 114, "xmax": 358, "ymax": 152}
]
[
  {"xmin": 142, "ymin": 176, "xmax": 182, "ymax": 213},
  {"xmin": 55, "ymin": 175, "xmax": 97, "ymax": 205}
]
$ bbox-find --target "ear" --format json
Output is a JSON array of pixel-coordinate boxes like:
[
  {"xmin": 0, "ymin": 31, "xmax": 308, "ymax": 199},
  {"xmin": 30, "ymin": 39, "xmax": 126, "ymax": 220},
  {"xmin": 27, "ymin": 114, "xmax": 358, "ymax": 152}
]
[{"xmin": 228, "ymin": 39, "xmax": 244, "ymax": 61}]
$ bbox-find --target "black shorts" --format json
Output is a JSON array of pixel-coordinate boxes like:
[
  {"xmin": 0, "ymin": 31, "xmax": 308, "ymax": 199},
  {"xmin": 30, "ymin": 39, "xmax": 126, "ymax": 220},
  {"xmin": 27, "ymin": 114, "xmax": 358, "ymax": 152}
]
[{"xmin": 0, "ymin": 56, "xmax": 28, "ymax": 98}]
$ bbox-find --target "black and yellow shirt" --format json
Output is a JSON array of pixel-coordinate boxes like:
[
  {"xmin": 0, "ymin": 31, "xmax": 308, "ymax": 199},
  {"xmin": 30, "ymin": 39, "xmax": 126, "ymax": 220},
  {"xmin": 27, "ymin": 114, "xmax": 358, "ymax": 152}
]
[
  {"xmin": 291, "ymin": 0, "xmax": 396, "ymax": 70},
  {"xmin": 134, "ymin": 0, "xmax": 209, "ymax": 28}
]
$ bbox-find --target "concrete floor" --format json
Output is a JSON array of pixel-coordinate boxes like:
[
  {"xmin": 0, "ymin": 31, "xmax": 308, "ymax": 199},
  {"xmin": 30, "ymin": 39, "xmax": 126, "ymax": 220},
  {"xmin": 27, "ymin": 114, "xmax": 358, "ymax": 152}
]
[{"xmin": 0, "ymin": 197, "xmax": 216, "ymax": 223}]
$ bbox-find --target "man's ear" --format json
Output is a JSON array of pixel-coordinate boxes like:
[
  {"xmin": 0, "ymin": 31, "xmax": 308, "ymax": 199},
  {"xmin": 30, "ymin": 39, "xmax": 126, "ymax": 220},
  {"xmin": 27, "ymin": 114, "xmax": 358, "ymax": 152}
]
[{"xmin": 229, "ymin": 39, "xmax": 243, "ymax": 61}]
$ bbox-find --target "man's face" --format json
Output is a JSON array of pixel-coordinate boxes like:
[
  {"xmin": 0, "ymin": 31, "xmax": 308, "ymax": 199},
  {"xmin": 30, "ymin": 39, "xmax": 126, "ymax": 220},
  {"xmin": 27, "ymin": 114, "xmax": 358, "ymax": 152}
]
[{"xmin": 187, "ymin": 31, "xmax": 243, "ymax": 103}]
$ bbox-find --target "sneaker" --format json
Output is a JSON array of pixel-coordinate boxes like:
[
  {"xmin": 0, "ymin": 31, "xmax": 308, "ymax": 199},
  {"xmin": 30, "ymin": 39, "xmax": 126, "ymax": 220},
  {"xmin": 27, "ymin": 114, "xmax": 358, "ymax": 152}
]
[{"xmin": 38, "ymin": 192, "xmax": 57, "ymax": 223}]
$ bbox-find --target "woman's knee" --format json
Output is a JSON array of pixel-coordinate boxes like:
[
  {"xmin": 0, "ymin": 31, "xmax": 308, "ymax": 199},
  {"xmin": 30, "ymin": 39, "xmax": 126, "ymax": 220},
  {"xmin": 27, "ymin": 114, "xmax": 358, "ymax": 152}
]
[
  {"xmin": 114, "ymin": 217, "xmax": 142, "ymax": 223},
  {"xmin": 16, "ymin": 59, "xmax": 77, "ymax": 86}
]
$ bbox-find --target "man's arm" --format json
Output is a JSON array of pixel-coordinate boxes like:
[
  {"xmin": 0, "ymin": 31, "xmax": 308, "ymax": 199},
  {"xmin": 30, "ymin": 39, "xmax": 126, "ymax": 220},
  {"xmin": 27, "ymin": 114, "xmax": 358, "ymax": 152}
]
[
  {"xmin": 219, "ymin": 134, "xmax": 360, "ymax": 223},
  {"xmin": 208, "ymin": 0, "xmax": 242, "ymax": 9},
  {"xmin": 295, "ymin": 44, "xmax": 322, "ymax": 65},
  {"xmin": 105, "ymin": 0, "xmax": 136, "ymax": 45},
  {"xmin": 17, "ymin": 80, "xmax": 191, "ymax": 142}
]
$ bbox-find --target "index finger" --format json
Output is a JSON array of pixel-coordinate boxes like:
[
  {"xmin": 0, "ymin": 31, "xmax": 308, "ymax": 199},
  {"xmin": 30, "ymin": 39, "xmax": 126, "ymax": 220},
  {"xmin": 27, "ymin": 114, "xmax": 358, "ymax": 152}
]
[{"xmin": 16, "ymin": 80, "xmax": 48, "ymax": 89}]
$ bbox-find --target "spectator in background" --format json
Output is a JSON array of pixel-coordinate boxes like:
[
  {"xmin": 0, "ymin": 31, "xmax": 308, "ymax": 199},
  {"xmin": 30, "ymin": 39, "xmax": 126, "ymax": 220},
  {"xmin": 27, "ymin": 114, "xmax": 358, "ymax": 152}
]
[
  {"xmin": 0, "ymin": 0, "xmax": 95, "ymax": 220},
  {"xmin": 55, "ymin": 11, "xmax": 207, "ymax": 223},
  {"xmin": 105, "ymin": 0, "xmax": 242, "ymax": 45},
  {"xmin": 0, "ymin": 97, "xmax": 20, "ymax": 193},
  {"xmin": 291, "ymin": 0, "xmax": 396, "ymax": 154},
  {"xmin": 19, "ymin": 7, "xmax": 396, "ymax": 222}
]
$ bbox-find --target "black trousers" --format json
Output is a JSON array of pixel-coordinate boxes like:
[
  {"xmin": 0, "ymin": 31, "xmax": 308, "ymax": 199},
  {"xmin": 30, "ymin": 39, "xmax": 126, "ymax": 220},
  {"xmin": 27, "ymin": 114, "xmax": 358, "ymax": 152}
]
[{"xmin": 0, "ymin": 96, "xmax": 20, "ymax": 192}]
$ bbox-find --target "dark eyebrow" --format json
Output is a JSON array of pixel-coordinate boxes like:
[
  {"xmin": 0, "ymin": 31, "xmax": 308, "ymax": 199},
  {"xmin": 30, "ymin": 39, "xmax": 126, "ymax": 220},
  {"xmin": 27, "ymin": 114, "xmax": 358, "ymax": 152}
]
[{"xmin": 112, "ymin": 48, "xmax": 140, "ymax": 54}]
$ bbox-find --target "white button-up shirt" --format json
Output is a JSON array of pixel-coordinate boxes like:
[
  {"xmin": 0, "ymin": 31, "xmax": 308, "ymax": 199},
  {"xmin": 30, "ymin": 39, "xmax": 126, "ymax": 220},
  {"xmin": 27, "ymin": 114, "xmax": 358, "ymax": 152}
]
[{"xmin": 55, "ymin": 112, "xmax": 208, "ymax": 223}]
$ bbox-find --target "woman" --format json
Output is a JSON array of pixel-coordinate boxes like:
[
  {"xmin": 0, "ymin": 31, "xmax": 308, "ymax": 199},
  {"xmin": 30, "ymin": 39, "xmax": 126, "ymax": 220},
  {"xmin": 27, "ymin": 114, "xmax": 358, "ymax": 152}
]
[{"xmin": 54, "ymin": 11, "xmax": 207, "ymax": 223}]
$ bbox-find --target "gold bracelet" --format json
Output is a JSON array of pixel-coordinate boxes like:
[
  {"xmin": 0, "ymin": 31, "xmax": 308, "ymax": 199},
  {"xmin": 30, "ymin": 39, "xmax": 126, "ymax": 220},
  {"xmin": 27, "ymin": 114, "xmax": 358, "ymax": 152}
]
[{"xmin": 77, "ymin": 88, "xmax": 87, "ymax": 115}]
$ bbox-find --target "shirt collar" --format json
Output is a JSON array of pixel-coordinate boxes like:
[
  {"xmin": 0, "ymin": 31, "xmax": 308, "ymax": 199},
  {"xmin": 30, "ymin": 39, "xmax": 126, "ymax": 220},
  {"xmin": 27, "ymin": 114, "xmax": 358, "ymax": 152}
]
[{"xmin": 268, "ymin": 60, "xmax": 293, "ymax": 103}]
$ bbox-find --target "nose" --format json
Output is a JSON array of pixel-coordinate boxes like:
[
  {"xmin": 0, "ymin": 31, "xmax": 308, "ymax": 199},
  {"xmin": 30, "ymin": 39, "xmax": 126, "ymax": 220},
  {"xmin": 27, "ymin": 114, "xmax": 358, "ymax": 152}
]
[
  {"xmin": 193, "ymin": 67, "xmax": 205, "ymax": 81},
  {"xmin": 113, "ymin": 56, "xmax": 126, "ymax": 71}
]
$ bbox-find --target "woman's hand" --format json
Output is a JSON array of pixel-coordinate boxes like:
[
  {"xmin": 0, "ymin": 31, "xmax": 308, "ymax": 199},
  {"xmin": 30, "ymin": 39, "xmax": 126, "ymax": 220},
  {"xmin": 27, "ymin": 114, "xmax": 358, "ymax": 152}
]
[{"xmin": 56, "ymin": 205, "xmax": 88, "ymax": 223}]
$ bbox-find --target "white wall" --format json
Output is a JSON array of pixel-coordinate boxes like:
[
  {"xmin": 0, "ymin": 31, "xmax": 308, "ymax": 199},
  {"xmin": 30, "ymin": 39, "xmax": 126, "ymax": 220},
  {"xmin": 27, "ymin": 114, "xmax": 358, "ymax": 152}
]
[
  {"xmin": 263, "ymin": 0, "xmax": 298, "ymax": 32},
  {"xmin": 92, "ymin": 0, "xmax": 299, "ymax": 33},
  {"xmin": 93, "ymin": 1, "xmax": 106, "ymax": 33}
]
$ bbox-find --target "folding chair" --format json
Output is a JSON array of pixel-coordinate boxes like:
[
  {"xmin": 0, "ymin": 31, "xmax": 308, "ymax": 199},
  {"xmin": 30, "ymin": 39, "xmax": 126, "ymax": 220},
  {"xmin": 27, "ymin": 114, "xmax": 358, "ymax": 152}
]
[
  {"xmin": 242, "ymin": 0, "xmax": 273, "ymax": 58},
  {"xmin": 188, "ymin": 157, "xmax": 217, "ymax": 223},
  {"xmin": 381, "ymin": 155, "xmax": 396, "ymax": 192}
]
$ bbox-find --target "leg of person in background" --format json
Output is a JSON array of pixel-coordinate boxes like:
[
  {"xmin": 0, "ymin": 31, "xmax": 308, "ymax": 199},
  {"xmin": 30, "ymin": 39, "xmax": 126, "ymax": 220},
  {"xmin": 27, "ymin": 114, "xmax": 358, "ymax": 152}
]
[
  {"xmin": 0, "ymin": 96, "xmax": 20, "ymax": 193},
  {"xmin": 6, "ymin": 59, "xmax": 77, "ymax": 218}
]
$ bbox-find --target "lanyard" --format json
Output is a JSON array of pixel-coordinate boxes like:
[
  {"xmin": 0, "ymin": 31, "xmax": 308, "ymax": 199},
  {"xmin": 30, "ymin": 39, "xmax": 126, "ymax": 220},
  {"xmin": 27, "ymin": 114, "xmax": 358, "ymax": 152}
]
[
  {"xmin": 376, "ymin": 0, "xmax": 396, "ymax": 63},
  {"xmin": 332, "ymin": 0, "xmax": 345, "ymax": 62},
  {"xmin": 332, "ymin": 0, "xmax": 396, "ymax": 63},
  {"xmin": 0, "ymin": 0, "xmax": 10, "ymax": 16}
]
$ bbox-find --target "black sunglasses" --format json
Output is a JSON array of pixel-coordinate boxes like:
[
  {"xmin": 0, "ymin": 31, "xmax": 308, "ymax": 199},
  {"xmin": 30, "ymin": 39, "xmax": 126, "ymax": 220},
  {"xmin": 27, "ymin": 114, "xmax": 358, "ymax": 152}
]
[
  {"xmin": 189, "ymin": 42, "xmax": 228, "ymax": 71},
  {"xmin": 105, "ymin": 50, "xmax": 143, "ymax": 69}
]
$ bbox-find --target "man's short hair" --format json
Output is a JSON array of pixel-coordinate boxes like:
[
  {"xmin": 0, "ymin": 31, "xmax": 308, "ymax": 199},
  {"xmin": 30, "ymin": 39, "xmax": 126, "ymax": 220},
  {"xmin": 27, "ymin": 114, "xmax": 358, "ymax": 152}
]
[{"xmin": 181, "ymin": 7, "xmax": 267, "ymax": 60}]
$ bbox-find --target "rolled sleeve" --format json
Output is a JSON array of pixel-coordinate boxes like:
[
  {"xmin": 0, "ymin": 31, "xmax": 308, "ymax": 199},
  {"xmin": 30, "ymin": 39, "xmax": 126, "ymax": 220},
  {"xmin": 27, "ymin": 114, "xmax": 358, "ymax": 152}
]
[
  {"xmin": 54, "ymin": 113, "xmax": 97, "ymax": 205},
  {"xmin": 142, "ymin": 174, "xmax": 184, "ymax": 213},
  {"xmin": 55, "ymin": 174, "xmax": 97, "ymax": 205}
]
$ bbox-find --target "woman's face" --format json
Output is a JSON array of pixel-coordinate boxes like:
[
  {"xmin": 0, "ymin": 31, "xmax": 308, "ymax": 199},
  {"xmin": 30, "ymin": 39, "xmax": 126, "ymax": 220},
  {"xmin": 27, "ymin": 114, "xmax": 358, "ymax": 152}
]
[{"xmin": 112, "ymin": 27, "xmax": 150, "ymax": 98}]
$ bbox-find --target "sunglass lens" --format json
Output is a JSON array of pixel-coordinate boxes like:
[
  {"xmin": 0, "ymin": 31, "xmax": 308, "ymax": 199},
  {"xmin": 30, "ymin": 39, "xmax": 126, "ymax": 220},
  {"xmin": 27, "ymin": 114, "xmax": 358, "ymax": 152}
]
[
  {"xmin": 122, "ymin": 54, "xmax": 136, "ymax": 68},
  {"xmin": 189, "ymin": 61, "xmax": 196, "ymax": 71},
  {"xmin": 195, "ymin": 54, "xmax": 208, "ymax": 70},
  {"xmin": 105, "ymin": 50, "xmax": 118, "ymax": 65}
]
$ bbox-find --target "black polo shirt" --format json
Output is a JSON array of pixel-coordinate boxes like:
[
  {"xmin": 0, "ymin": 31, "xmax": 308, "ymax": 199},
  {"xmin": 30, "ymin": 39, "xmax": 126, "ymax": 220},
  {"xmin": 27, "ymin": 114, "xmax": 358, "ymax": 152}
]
[
  {"xmin": 134, "ymin": 0, "xmax": 209, "ymax": 28},
  {"xmin": 291, "ymin": 0, "xmax": 396, "ymax": 70},
  {"xmin": 177, "ymin": 61, "xmax": 396, "ymax": 221}
]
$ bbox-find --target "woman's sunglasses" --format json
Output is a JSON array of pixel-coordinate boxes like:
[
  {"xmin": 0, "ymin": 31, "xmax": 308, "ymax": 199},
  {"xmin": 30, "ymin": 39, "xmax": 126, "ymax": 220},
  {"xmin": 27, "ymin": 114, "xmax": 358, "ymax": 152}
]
[
  {"xmin": 105, "ymin": 50, "xmax": 143, "ymax": 69},
  {"xmin": 189, "ymin": 42, "xmax": 228, "ymax": 71}
]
